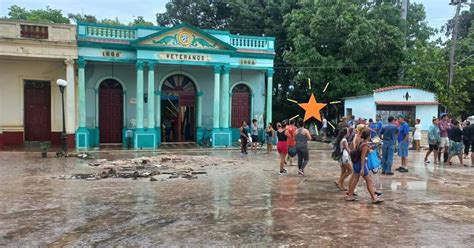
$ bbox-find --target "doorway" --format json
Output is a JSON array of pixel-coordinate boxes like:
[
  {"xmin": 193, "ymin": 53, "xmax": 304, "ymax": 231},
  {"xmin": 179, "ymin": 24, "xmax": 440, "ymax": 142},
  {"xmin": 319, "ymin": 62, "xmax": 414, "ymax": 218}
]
[
  {"xmin": 231, "ymin": 84, "xmax": 251, "ymax": 128},
  {"xmin": 161, "ymin": 74, "xmax": 196, "ymax": 142},
  {"xmin": 24, "ymin": 80, "xmax": 51, "ymax": 141},
  {"xmin": 99, "ymin": 79, "xmax": 123, "ymax": 144}
]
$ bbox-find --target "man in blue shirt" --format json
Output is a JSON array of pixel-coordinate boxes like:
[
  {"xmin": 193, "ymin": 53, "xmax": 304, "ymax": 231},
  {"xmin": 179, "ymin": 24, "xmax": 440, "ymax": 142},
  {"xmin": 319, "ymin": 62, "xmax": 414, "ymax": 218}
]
[
  {"xmin": 380, "ymin": 116, "xmax": 398, "ymax": 175},
  {"xmin": 376, "ymin": 115, "xmax": 383, "ymax": 135},
  {"xmin": 396, "ymin": 116, "xmax": 410, "ymax": 173}
]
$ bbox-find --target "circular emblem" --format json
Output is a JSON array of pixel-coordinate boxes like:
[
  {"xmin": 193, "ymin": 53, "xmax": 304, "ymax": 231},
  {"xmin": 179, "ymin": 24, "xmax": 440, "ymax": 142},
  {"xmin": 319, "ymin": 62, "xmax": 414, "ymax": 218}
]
[{"xmin": 178, "ymin": 31, "xmax": 192, "ymax": 46}]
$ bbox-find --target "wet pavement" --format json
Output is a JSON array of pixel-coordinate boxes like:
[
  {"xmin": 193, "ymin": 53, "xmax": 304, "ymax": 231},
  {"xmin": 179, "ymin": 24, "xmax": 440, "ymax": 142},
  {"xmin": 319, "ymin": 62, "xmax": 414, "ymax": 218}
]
[{"xmin": 0, "ymin": 144, "xmax": 473, "ymax": 247}]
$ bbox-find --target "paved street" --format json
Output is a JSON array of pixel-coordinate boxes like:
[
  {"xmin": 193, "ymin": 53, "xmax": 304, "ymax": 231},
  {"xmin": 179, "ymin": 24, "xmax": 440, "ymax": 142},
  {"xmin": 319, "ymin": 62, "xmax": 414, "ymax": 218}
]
[{"xmin": 0, "ymin": 144, "xmax": 473, "ymax": 246}]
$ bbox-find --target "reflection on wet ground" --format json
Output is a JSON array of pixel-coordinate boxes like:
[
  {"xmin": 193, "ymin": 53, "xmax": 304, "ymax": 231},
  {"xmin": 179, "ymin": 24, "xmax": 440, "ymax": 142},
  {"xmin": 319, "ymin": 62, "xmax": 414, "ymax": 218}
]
[{"xmin": 0, "ymin": 146, "xmax": 473, "ymax": 246}]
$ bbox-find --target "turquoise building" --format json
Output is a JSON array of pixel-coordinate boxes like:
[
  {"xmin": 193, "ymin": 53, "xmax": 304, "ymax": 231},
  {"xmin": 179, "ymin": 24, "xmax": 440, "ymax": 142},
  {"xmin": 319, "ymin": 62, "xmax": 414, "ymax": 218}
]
[{"xmin": 75, "ymin": 22, "xmax": 275, "ymax": 149}]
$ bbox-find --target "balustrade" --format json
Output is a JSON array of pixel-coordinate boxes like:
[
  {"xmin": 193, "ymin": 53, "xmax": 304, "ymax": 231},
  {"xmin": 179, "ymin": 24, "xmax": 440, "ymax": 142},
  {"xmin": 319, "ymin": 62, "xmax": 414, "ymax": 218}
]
[
  {"xmin": 85, "ymin": 25, "xmax": 136, "ymax": 40},
  {"xmin": 229, "ymin": 36, "xmax": 271, "ymax": 50}
]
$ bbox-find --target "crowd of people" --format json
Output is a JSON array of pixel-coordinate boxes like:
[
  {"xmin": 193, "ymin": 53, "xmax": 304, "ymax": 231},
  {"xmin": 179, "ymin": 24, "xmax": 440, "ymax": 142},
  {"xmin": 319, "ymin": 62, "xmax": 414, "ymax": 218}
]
[{"xmin": 238, "ymin": 113, "xmax": 473, "ymax": 203}]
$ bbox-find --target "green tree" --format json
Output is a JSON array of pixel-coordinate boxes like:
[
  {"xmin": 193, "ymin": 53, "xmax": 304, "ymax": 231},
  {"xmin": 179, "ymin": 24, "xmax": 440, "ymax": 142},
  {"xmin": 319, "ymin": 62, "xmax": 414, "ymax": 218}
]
[
  {"xmin": 5, "ymin": 5, "xmax": 70, "ymax": 24},
  {"xmin": 156, "ymin": 0, "xmax": 231, "ymax": 29},
  {"xmin": 68, "ymin": 13, "xmax": 98, "ymax": 23},
  {"xmin": 99, "ymin": 18, "xmax": 123, "ymax": 26},
  {"xmin": 285, "ymin": 0, "xmax": 405, "ymax": 102},
  {"xmin": 129, "ymin": 16, "xmax": 154, "ymax": 26}
]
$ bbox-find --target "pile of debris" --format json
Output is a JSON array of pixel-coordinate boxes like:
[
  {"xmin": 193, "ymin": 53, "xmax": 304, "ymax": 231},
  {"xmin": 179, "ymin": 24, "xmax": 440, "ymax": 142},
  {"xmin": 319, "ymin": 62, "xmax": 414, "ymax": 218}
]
[{"xmin": 63, "ymin": 155, "xmax": 237, "ymax": 182}]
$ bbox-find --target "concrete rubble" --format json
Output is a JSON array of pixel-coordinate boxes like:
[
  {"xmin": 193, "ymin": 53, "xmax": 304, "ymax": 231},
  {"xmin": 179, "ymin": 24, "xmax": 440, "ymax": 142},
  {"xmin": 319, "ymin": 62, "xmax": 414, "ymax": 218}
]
[{"xmin": 65, "ymin": 155, "xmax": 237, "ymax": 181}]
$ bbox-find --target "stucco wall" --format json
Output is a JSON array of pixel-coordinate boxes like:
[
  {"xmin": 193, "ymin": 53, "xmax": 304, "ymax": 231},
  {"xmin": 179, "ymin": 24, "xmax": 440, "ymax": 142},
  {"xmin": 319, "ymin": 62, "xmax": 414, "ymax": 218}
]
[
  {"xmin": 415, "ymin": 105, "xmax": 438, "ymax": 131},
  {"xmin": 0, "ymin": 59, "xmax": 69, "ymax": 132},
  {"xmin": 344, "ymin": 95, "xmax": 376, "ymax": 120},
  {"xmin": 84, "ymin": 63, "xmax": 266, "ymax": 130},
  {"xmin": 374, "ymin": 88, "xmax": 436, "ymax": 102}
]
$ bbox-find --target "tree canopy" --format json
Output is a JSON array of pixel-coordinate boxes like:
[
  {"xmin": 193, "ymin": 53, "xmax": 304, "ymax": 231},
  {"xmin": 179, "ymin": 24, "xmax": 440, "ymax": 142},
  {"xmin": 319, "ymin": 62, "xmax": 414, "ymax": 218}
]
[{"xmin": 5, "ymin": 5, "xmax": 70, "ymax": 24}]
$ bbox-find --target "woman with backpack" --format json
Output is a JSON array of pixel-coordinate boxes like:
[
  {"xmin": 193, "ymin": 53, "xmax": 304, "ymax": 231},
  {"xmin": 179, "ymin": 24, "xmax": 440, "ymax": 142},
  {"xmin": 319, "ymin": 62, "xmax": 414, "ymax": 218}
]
[
  {"xmin": 346, "ymin": 130, "xmax": 384, "ymax": 203},
  {"xmin": 334, "ymin": 127, "xmax": 352, "ymax": 191}
]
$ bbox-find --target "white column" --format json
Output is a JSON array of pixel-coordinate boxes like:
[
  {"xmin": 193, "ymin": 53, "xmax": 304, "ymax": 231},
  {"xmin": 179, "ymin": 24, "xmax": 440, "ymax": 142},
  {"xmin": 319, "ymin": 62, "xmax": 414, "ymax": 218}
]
[
  {"xmin": 65, "ymin": 59, "xmax": 76, "ymax": 134},
  {"xmin": 136, "ymin": 61, "xmax": 145, "ymax": 129},
  {"xmin": 213, "ymin": 65, "xmax": 221, "ymax": 129},
  {"xmin": 266, "ymin": 69, "xmax": 274, "ymax": 125},
  {"xmin": 147, "ymin": 61, "xmax": 155, "ymax": 129},
  {"xmin": 78, "ymin": 59, "xmax": 86, "ymax": 128}
]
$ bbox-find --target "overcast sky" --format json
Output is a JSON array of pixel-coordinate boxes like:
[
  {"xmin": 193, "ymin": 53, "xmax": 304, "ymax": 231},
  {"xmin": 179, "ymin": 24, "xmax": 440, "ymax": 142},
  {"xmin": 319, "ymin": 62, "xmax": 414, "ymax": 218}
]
[{"xmin": 0, "ymin": 0, "xmax": 462, "ymax": 31}]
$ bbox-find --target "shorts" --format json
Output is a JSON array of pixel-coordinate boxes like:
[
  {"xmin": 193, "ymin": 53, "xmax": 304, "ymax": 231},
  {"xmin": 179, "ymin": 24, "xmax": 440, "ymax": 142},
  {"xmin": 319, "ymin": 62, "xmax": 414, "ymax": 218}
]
[
  {"xmin": 398, "ymin": 140, "xmax": 409, "ymax": 158},
  {"xmin": 440, "ymin": 137, "xmax": 449, "ymax": 147},
  {"xmin": 277, "ymin": 141, "xmax": 288, "ymax": 155},
  {"xmin": 288, "ymin": 146, "xmax": 297, "ymax": 157},
  {"xmin": 471, "ymin": 141, "xmax": 474, "ymax": 152},
  {"xmin": 449, "ymin": 141, "xmax": 464, "ymax": 156},
  {"xmin": 251, "ymin": 135, "xmax": 259, "ymax": 143},
  {"xmin": 429, "ymin": 144, "xmax": 439, "ymax": 151},
  {"xmin": 340, "ymin": 150, "xmax": 350, "ymax": 165},
  {"xmin": 353, "ymin": 160, "xmax": 369, "ymax": 177},
  {"xmin": 265, "ymin": 136, "xmax": 272, "ymax": 144}
]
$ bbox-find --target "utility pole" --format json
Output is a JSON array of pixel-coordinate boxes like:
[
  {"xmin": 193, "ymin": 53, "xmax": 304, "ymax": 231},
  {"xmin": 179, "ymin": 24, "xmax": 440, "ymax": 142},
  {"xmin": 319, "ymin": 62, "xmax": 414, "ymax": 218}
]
[
  {"xmin": 399, "ymin": 0, "xmax": 409, "ymax": 81},
  {"xmin": 448, "ymin": 0, "xmax": 464, "ymax": 91}
]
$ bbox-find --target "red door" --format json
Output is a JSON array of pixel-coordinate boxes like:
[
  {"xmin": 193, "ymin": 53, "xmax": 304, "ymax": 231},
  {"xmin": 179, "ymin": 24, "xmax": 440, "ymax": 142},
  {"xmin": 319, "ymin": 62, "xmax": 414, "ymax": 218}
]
[
  {"xmin": 231, "ymin": 84, "xmax": 251, "ymax": 128},
  {"xmin": 24, "ymin": 81, "xmax": 51, "ymax": 141},
  {"xmin": 99, "ymin": 79, "xmax": 123, "ymax": 143}
]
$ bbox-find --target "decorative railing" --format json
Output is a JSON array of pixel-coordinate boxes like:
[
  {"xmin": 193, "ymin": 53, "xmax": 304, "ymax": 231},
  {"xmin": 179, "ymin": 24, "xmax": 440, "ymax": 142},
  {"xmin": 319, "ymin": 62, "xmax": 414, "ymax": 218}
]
[
  {"xmin": 229, "ymin": 35, "xmax": 272, "ymax": 50},
  {"xmin": 85, "ymin": 25, "xmax": 136, "ymax": 40},
  {"xmin": 20, "ymin": 24, "xmax": 48, "ymax": 39}
]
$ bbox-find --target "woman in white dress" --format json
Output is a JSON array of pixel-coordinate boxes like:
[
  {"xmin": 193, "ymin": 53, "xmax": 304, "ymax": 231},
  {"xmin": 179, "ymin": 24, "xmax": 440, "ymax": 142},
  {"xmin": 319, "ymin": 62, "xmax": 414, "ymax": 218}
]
[{"xmin": 414, "ymin": 119, "xmax": 422, "ymax": 152}]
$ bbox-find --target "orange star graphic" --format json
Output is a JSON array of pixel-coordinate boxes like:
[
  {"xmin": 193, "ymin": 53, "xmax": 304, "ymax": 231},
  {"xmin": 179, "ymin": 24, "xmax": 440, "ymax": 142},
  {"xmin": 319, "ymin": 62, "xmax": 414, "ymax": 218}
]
[{"xmin": 298, "ymin": 93, "xmax": 327, "ymax": 122}]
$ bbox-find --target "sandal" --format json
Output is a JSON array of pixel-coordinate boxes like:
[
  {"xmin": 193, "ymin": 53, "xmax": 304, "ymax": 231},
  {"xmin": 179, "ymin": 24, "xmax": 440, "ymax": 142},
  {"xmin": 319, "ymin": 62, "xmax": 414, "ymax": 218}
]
[
  {"xmin": 345, "ymin": 197, "xmax": 358, "ymax": 201},
  {"xmin": 372, "ymin": 198, "xmax": 384, "ymax": 204},
  {"xmin": 334, "ymin": 181, "xmax": 344, "ymax": 191}
]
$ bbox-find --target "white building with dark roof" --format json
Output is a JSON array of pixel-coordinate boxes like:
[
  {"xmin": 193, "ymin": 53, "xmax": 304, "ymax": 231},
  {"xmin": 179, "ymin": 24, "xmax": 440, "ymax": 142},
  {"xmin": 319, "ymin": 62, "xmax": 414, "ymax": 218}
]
[{"xmin": 344, "ymin": 85, "xmax": 439, "ymax": 130}]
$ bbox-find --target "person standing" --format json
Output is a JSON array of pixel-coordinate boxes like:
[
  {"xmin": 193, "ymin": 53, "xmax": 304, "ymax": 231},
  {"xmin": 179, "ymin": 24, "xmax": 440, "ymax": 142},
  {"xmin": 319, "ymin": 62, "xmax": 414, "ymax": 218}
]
[
  {"xmin": 376, "ymin": 115, "xmax": 383, "ymax": 136},
  {"xmin": 295, "ymin": 118, "xmax": 312, "ymax": 176},
  {"xmin": 396, "ymin": 116, "xmax": 410, "ymax": 173},
  {"xmin": 368, "ymin": 118, "xmax": 377, "ymax": 139},
  {"xmin": 348, "ymin": 115, "xmax": 356, "ymax": 128},
  {"xmin": 467, "ymin": 121, "xmax": 474, "ymax": 166},
  {"xmin": 336, "ymin": 117, "xmax": 349, "ymax": 136},
  {"xmin": 346, "ymin": 130, "xmax": 384, "ymax": 203},
  {"xmin": 250, "ymin": 119, "xmax": 259, "ymax": 153},
  {"xmin": 424, "ymin": 118, "xmax": 440, "ymax": 164},
  {"xmin": 265, "ymin": 123, "xmax": 275, "ymax": 154},
  {"xmin": 447, "ymin": 120, "xmax": 465, "ymax": 166},
  {"xmin": 335, "ymin": 127, "xmax": 352, "ymax": 190},
  {"xmin": 380, "ymin": 116, "xmax": 398, "ymax": 175},
  {"xmin": 286, "ymin": 119, "xmax": 297, "ymax": 166},
  {"xmin": 414, "ymin": 119, "xmax": 422, "ymax": 152},
  {"xmin": 438, "ymin": 113, "xmax": 450, "ymax": 163},
  {"xmin": 240, "ymin": 121, "xmax": 250, "ymax": 155},
  {"xmin": 462, "ymin": 121, "xmax": 470, "ymax": 159},
  {"xmin": 321, "ymin": 116, "xmax": 328, "ymax": 140},
  {"xmin": 276, "ymin": 122, "xmax": 290, "ymax": 175}
]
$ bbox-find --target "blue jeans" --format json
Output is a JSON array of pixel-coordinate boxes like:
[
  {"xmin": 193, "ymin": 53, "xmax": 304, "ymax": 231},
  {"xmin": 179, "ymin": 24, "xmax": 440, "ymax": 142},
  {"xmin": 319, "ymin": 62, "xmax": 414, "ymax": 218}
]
[{"xmin": 382, "ymin": 142, "xmax": 395, "ymax": 173}]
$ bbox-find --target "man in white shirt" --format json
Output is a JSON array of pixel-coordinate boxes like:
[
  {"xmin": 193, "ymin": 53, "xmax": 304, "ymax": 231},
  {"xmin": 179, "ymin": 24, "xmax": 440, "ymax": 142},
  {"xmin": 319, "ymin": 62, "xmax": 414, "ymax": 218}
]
[{"xmin": 322, "ymin": 116, "xmax": 328, "ymax": 140}]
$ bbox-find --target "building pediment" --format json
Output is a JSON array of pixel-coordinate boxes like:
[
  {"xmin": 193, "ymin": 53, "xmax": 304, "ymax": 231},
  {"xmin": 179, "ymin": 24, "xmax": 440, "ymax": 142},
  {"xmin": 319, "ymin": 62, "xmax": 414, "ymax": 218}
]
[{"xmin": 133, "ymin": 23, "xmax": 236, "ymax": 51}]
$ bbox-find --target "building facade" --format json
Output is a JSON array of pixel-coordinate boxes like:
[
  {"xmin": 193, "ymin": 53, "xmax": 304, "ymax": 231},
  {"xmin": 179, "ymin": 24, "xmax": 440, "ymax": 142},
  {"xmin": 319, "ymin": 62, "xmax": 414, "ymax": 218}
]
[
  {"xmin": 344, "ymin": 85, "xmax": 439, "ymax": 130},
  {"xmin": 76, "ymin": 22, "xmax": 275, "ymax": 149},
  {"xmin": 0, "ymin": 20, "xmax": 77, "ymax": 149}
]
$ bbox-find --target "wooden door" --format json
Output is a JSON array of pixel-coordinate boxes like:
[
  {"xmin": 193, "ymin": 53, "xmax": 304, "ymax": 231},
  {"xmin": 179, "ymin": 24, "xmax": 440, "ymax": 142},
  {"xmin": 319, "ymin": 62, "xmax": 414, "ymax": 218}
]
[
  {"xmin": 99, "ymin": 80, "xmax": 123, "ymax": 143},
  {"xmin": 231, "ymin": 84, "xmax": 251, "ymax": 128},
  {"xmin": 24, "ymin": 81, "xmax": 51, "ymax": 141}
]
